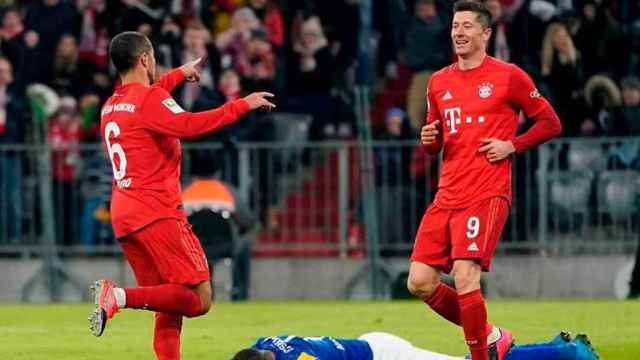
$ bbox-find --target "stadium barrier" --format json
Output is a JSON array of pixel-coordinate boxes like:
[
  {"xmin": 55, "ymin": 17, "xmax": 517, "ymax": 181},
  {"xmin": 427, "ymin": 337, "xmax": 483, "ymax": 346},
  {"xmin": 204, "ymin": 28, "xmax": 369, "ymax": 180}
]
[{"xmin": 0, "ymin": 138, "xmax": 638, "ymax": 257}]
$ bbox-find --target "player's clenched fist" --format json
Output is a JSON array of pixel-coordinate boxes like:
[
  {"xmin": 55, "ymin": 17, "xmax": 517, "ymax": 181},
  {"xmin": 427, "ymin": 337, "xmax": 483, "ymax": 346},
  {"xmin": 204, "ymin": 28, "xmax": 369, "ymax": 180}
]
[
  {"xmin": 243, "ymin": 92, "xmax": 276, "ymax": 111},
  {"xmin": 421, "ymin": 120, "xmax": 440, "ymax": 145}
]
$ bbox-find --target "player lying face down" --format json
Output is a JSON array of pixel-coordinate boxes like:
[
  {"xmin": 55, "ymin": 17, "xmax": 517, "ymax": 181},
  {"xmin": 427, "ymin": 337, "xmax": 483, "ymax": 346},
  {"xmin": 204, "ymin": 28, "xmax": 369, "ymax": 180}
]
[{"xmin": 230, "ymin": 331, "xmax": 600, "ymax": 360}]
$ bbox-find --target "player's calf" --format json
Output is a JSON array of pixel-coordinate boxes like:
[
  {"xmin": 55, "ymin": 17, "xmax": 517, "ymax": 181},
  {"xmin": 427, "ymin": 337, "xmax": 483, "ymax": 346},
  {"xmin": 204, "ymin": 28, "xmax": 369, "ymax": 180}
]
[{"xmin": 451, "ymin": 260, "xmax": 482, "ymax": 294}]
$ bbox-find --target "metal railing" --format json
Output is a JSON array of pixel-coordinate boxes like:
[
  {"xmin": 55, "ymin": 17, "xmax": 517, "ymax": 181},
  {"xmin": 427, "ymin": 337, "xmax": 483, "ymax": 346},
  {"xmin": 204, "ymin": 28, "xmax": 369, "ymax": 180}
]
[{"xmin": 1, "ymin": 138, "xmax": 639, "ymax": 258}]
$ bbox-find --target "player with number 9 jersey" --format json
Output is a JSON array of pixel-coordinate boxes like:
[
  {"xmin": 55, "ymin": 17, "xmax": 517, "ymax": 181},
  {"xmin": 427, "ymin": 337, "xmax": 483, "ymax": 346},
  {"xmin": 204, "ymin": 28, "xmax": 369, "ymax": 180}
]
[{"xmin": 407, "ymin": 2, "xmax": 562, "ymax": 360}]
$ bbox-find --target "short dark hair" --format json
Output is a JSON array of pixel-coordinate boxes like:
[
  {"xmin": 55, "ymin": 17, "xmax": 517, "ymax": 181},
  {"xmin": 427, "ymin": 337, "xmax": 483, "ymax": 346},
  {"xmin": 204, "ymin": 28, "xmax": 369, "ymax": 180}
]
[
  {"xmin": 453, "ymin": 1, "xmax": 492, "ymax": 28},
  {"xmin": 109, "ymin": 31, "xmax": 152, "ymax": 74},
  {"xmin": 231, "ymin": 348, "xmax": 268, "ymax": 360}
]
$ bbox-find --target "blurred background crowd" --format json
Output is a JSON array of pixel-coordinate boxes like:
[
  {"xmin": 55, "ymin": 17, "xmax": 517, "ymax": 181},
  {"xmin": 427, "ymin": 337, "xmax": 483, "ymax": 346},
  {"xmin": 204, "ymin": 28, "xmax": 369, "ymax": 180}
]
[
  {"xmin": 0, "ymin": 0, "xmax": 636, "ymax": 147},
  {"xmin": 0, "ymin": 0, "xmax": 639, "ymax": 251}
]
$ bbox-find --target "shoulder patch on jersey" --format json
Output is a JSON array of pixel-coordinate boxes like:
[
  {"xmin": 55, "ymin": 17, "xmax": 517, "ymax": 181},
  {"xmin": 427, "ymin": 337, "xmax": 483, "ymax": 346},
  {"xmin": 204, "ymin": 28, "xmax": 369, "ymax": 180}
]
[
  {"xmin": 161, "ymin": 98, "xmax": 185, "ymax": 114},
  {"xmin": 529, "ymin": 89, "xmax": 541, "ymax": 98}
]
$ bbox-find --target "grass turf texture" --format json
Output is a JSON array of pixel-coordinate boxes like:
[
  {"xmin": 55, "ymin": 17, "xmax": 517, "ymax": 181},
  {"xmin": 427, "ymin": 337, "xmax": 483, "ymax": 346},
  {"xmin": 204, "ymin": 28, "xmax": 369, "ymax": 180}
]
[{"xmin": 1, "ymin": 300, "xmax": 638, "ymax": 359}]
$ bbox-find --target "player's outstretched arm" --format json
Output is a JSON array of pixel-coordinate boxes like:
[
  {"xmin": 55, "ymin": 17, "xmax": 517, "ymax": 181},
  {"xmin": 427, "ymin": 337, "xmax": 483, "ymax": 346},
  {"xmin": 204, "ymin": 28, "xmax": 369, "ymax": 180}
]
[
  {"xmin": 241, "ymin": 92, "xmax": 276, "ymax": 111},
  {"xmin": 141, "ymin": 88, "xmax": 275, "ymax": 138},
  {"xmin": 153, "ymin": 58, "xmax": 203, "ymax": 93}
]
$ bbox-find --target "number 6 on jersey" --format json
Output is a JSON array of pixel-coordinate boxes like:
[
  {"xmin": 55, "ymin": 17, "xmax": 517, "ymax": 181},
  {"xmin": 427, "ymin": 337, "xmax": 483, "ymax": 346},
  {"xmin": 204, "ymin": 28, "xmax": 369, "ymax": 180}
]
[{"xmin": 105, "ymin": 121, "xmax": 127, "ymax": 181}]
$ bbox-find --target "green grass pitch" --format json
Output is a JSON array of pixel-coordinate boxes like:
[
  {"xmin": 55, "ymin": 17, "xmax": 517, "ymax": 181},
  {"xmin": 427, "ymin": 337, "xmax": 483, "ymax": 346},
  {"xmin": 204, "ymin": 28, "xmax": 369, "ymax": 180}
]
[{"xmin": 1, "ymin": 300, "xmax": 638, "ymax": 359}]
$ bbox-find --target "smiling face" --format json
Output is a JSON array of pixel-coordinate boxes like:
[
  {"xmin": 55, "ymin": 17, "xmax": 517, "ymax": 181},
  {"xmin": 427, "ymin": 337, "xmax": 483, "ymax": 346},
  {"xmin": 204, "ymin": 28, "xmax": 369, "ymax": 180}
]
[{"xmin": 451, "ymin": 10, "xmax": 491, "ymax": 58}]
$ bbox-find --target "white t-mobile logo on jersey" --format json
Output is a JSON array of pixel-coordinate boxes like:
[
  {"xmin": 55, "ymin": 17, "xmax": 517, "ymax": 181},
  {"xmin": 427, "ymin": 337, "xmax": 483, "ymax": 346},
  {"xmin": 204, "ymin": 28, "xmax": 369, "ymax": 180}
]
[{"xmin": 444, "ymin": 107, "xmax": 485, "ymax": 134}]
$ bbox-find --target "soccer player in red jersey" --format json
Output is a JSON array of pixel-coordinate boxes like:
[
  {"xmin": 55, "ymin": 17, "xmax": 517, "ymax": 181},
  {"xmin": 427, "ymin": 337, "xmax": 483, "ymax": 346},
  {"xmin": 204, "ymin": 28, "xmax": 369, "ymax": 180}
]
[
  {"xmin": 407, "ymin": 2, "xmax": 562, "ymax": 360},
  {"xmin": 88, "ymin": 31, "xmax": 275, "ymax": 359}
]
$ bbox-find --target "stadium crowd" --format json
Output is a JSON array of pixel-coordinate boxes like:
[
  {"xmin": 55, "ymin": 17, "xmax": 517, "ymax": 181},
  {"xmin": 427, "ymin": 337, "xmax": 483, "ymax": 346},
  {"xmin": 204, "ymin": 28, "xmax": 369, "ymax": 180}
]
[{"xmin": 0, "ymin": 0, "xmax": 638, "ymax": 250}]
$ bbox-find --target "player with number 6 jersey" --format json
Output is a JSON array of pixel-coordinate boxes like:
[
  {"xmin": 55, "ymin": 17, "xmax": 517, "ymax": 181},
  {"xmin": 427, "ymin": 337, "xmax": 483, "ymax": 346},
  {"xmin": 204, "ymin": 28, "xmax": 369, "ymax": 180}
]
[
  {"xmin": 89, "ymin": 31, "xmax": 275, "ymax": 360},
  {"xmin": 407, "ymin": 2, "xmax": 562, "ymax": 360}
]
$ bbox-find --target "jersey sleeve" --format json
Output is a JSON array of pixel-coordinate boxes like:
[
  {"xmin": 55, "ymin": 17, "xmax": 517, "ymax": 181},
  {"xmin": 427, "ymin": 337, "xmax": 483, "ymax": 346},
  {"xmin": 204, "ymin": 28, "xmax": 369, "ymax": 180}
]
[
  {"xmin": 423, "ymin": 77, "xmax": 444, "ymax": 154},
  {"xmin": 508, "ymin": 65, "xmax": 562, "ymax": 153},
  {"xmin": 153, "ymin": 68, "xmax": 185, "ymax": 93},
  {"xmin": 507, "ymin": 65, "xmax": 548, "ymax": 118},
  {"xmin": 139, "ymin": 87, "xmax": 250, "ymax": 138}
]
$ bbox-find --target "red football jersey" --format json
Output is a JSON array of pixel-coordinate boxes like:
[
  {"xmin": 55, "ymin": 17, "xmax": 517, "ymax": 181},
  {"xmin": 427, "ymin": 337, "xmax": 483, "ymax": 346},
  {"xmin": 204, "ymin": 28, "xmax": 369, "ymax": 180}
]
[
  {"xmin": 425, "ymin": 56, "xmax": 553, "ymax": 208},
  {"xmin": 100, "ymin": 69, "xmax": 250, "ymax": 238}
]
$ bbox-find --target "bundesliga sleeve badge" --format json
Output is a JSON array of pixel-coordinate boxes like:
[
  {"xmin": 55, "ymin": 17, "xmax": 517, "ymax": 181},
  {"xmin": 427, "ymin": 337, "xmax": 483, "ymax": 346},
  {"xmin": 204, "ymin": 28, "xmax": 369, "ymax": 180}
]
[{"xmin": 162, "ymin": 98, "xmax": 185, "ymax": 114}]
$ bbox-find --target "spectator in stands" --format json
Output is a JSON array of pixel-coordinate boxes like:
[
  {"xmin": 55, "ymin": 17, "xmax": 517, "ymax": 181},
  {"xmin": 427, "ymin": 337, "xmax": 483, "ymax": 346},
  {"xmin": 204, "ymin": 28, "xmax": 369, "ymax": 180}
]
[
  {"xmin": 375, "ymin": 107, "xmax": 414, "ymax": 187},
  {"xmin": 202, "ymin": 0, "xmax": 244, "ymax": 36},
  {"xmin": 79, "ymin": 148, "xmax": 113, "ymax": 252},
  {"xmin": 572, "ymin": 0, "xmax": 625, "ymax": 79},
  {"xmin": 46, "ymin": 34, "xmax": 98, "ymax": 98},
  {"xmin": 0, "ymin": 57, "xmax": 25, "ymax": 243},
  {"xmin": 404, "ymin": 0, "xmax": 451, "ymax": 130},
  {"xmin": 48, "ymin": 96, "xmax": 82, "ymax": 245},
  {"xmin": 287, "ymin": 16, "xmax": 336, "ymax": 140},
  {"xmin": 76, "ymin": 0, "xmax": 113, "ymax": 70},
  {"xmin": 116, "ymin": 0, "xmax": 166, "ymax": 33},
  {"xmin": 580, "ymin": 75, "xmax": 624, "ymax": 136},
  {"xmin": 175, "ymin": 21, "xmax": 221, "ymax": 111},
  {"xmin": 620, "ymin": 76, "xmax": 640, "ymax": 135},
  {"xmin": 25, "ymin": 0, "xmax": 80, "ymax": 61},
  {"xmin": 154, "ymin": 17, "xmax": 182, "ymax": 68},
  {"xmin": 0, "ymin": 8, "xmax": 39, "ymax": 88},
  {"xmin": 373, "ymin": 0, "xmax": 408, "ymax": 79},
  {"xmin": 210, "ymin": 68, "xmax": 260, "ymax": 143},
  {"xmin": 541, "ymin": 22, "xmax": 584, "ymax": 136},
  {"xmin": 247, "ymin": 0, "xmax": 284, "ymax": 49},
  {"xmin": 215, "ymin": 7, "xmax": 261, "ymax": 76},
  {"xmin": 187, "ymin": 68, "xmax": 260, "ymax": 182},
  {"xmin": 244, "ymin": 28, "xmax": 282, "ymax": 93},
  {"xmin": 168, "ymin": 0, "xmax": 205, "ymax": 27},
  {"xmin": 374, "ymin": 108, "xmax": 420, "ymax": 248},
  {"xmin": 485, "ymin": 0, "xmax": 528, "ymax": 66}
]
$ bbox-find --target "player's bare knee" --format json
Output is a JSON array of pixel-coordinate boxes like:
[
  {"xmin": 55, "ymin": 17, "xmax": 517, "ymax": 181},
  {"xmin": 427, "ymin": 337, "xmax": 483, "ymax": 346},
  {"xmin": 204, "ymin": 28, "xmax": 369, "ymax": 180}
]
[
  {"xmin": 199, "ymin": 296, "xmax": 212, "ymax": 315},
  {"xmin": 194, "ymin": 281, "xmax": 213, "ymax": 316},
  {"xmin": 407, "ymin": 273, "xmax": 440, "ymax": 299}
]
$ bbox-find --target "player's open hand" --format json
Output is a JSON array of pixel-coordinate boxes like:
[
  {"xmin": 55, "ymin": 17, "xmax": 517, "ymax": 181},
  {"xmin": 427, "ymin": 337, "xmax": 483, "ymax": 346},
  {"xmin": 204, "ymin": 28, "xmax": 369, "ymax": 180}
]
[
  {"xmin": 420, "ymin": 120, "xmax": 440, "ymax": 145},
  {"xmin": 180, "ymin": 57, "xmax": 202, "ymax": 82},
  {"xmin": 243, "ymin": 92, "xmax": 276, "ymax": 111},
  {"xmin": 478, "ymin": 138, "xmax": 516, "ymax": 163}
]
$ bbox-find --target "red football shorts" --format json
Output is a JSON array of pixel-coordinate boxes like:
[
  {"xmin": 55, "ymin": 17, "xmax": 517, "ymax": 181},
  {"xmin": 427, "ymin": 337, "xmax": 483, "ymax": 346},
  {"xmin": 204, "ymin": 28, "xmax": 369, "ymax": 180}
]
[
  {"xmin": 120, "ymin": 218, "xmax": 210, "ymax": 286},
  {"xmin": 411, "ymin": 197, "xmax": 509, "ymax": 273}
]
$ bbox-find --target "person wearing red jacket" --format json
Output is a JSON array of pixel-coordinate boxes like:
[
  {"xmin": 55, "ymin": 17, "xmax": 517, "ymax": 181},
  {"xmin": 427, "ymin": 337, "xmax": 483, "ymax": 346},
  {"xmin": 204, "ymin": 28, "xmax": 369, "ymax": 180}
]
[
  {"xmin": 88, "ymin": 31, "xmax": 274, "ymax": 360},
  {"xmin": 407, "ymin": 2, "xmax": 562, "ymax": 360}
]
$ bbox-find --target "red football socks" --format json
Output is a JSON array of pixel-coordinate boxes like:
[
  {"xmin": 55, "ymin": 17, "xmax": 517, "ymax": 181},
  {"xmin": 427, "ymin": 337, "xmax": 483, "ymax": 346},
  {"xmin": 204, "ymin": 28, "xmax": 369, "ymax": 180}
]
[
  {"xmin": 124, "ymin": 284, "xmax": 202, "ymax": 318},
  {"xmin": 153, "ymin": 312, "xmax": 182, "ymax": 360},
  {"xmin": 459, "ymin": 289, "xmax": 489, "ymax": 360},
  {"xmin": 424, "ymin": 283, "xmax": 461, "ymax": 325}
]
